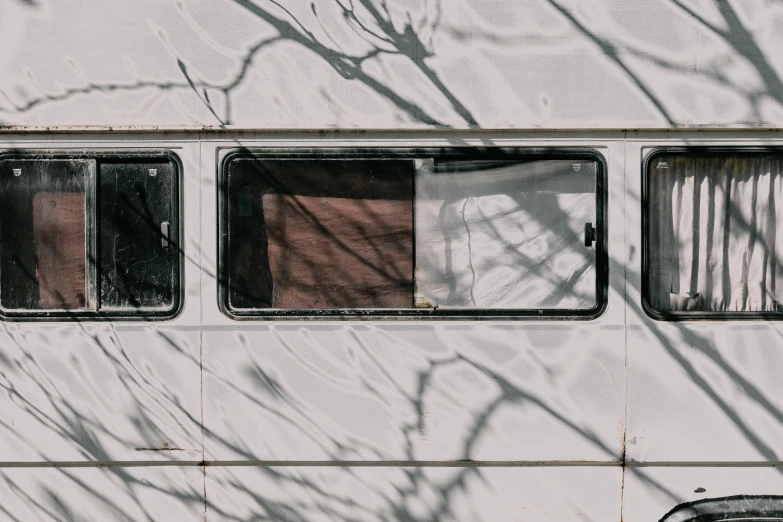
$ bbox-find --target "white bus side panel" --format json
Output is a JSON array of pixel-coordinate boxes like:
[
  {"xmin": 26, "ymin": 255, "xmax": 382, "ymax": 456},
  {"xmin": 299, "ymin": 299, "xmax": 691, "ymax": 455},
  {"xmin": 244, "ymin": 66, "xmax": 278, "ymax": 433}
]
[
  {"xmin": 0, "ymin": 466, "xmax": 205, "ymax": 521},
  {"xmin": 625, "ymin": 136, "xmax": 783, "ymax": 464},
  {"xmin": 205, "ymin": 466, "xmax": 622, "ymax": 521},
  {"xmin": 1, "ymin": 0, "xmax": 782, "ymax": 129},
  {"xmin": 202, "ymin": 324, "xmax": 625, "ymax": 462},
  {"xmin": 0, "ymin": 136, "xmax": 203, "ymax": 463},
  {"xmin": 199, "ymin": 137, "xmax": 627, "ymax": 465}
]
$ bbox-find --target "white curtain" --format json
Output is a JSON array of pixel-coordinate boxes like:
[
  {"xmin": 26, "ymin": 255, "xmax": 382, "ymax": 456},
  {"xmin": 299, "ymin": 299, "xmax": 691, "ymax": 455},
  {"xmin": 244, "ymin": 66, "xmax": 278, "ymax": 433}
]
[{"xmin": 649, "ymin": 155, "xmax": 783, "ymax": 312}]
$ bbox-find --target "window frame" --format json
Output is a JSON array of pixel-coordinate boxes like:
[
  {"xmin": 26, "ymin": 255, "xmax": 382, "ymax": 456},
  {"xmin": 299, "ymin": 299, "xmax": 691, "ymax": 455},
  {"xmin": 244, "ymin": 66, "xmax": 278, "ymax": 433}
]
[
  {"xmin": 218, "ymin": 147, "xmax": 608, "ymax": 320},
  {"xmin": 0, "ymin": 149, "xmax": 183, "ymax": 321},
  {"xmin": 642, "ymin": 146, "xmax": 783, "ymax": 321}
]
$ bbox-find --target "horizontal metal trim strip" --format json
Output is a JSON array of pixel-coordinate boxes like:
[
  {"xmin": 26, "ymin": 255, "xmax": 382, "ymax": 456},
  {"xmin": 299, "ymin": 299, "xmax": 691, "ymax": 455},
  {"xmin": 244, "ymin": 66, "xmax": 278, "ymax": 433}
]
[
  {"xmin": 2, "ymin": 460, "xmax": 782, "ymax": 469},
  {"xmin": 1, "ymin": 126, "xmax": 783, "ymax": 135},
  {"xmin": 0, "ymin": 460, "xmax": 622, "ymax": 468}
]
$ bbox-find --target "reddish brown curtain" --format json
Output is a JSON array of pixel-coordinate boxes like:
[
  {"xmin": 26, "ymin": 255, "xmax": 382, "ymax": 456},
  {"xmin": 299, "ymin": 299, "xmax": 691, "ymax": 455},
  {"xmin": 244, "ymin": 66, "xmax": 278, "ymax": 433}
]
[
  {"xmin": 227, "ymin": 159, "xmax": 414, "ymax": 310},
  {"xmin": 262, "ymin": 194, "xmax": 412, "ymax": 308},
  {"xmin": 32, "ymin": 192, "xmax": 88, "ymax": 309}
]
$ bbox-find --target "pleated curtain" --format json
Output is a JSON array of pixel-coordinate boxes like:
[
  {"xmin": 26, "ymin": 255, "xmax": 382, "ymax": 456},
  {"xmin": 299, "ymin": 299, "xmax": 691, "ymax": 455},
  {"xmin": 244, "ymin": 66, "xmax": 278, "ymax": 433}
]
[{"xmin": 649, "ymin": 155, "xmax": 783, "ymax": 312}]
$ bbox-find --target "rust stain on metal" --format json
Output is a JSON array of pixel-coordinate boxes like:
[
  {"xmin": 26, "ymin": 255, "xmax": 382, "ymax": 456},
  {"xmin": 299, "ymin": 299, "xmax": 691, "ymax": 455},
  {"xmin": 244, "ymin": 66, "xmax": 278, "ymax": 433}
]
[{"xmin": 135, "ymin": 441, "xmax": 185, "ymax": 451}]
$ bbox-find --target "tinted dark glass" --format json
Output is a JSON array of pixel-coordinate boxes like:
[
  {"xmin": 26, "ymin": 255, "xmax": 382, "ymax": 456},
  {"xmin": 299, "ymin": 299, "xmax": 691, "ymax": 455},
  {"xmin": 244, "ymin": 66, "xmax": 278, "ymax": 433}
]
[
  {"xmin": 0, "ymin": 154, "xmax": 179, "ymax": 318},
  {"xmin": 99, "ymin": 161, "xmax": 175, "ymax": 310},
  {"xmin": 0, "ymin": 159, "xmax": 94, "ymax": 310},
  {"xmin": 226, "ymin": 158, "xmax": 414, "ymax": 310}
]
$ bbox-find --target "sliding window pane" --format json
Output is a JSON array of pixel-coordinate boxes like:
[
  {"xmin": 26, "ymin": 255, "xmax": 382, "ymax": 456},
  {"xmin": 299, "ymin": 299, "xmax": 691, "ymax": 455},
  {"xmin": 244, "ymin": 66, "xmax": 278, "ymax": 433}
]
[
  {"xmin": 0, "ymin": 159, "xmax": 95, "ymax": 310},
  {"xmin": 226, "ymin": 159, "xmax": 414, "ymax": 310},
  {"xmin": 99, "ymin": 161, "xmax": 176, "ymax": 310},
  {"xmin": 415, "ymin": 159, "xmax": 597, "ymax": 309}
]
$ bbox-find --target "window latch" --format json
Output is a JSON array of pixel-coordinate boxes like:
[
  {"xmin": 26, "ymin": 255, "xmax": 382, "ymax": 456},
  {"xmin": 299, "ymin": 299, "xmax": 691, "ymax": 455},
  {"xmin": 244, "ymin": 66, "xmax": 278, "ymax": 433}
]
[
  {"xmin": 584, "ymin": 222, "xmax": 596, "ymax": 247},
  {"xmin": 161, "ymin": 221, "xmax": 170, "ymax": 249}
]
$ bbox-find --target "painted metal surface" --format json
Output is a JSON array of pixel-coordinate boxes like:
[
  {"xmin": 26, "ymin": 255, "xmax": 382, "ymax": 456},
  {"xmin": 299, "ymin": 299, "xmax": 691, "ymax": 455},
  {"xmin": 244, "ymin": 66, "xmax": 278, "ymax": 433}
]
[
  {"xmin": 201, "ymin": 324, "xmax": 625, "ymax": 462},
  {"xmin": 0, "ymin": 466, "xmax": 205, "ymax": 520},
  {"xmin": 0, "ymin": 1, "xmax": 783, "ymax": 518},
  {"xmin": 0, "ymin": 0, "xmax": 782, "ymax": 129},
  {"xmin": 206, "ymin": 466, "xmax": 623, "ymax": 521},
  {"xmin": 0, "ymin": 130, "xmax": 781, "ymax": 519}
]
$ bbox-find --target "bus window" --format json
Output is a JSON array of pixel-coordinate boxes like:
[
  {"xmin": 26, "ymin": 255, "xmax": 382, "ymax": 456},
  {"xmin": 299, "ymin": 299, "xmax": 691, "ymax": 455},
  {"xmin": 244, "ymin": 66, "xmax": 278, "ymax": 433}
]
[
  {"xmin": 0, "ymin": 159, "xmax": 95, "ymax": 311},
  {"xmin": 221, "ymin": 150, "xmax": 606, "ymax": 318},
  {"xmin": 645, "ymin": 149, "xmax": 783, "ymax": 319},
  {"xmin": 99, "ymin": 161, "xmax": 177, "ymax": 311},
  {"xmin": 416, "ymin": 158, "xmax": 597, "ymax": 310},
  {"xmin": 0, "ymin": 153, "xmax": 180, "ymax": 319}
]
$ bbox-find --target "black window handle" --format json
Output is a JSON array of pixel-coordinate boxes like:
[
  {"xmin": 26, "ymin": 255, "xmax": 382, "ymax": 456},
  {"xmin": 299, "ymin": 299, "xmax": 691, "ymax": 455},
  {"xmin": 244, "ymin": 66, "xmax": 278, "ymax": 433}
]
[
  {"xmin": 161, "ymin": 221, "xmax": 170, "ymax": 249},
  {"xmin": 584, "ymin": 222, "xmax": 596, "ymax": 247}
]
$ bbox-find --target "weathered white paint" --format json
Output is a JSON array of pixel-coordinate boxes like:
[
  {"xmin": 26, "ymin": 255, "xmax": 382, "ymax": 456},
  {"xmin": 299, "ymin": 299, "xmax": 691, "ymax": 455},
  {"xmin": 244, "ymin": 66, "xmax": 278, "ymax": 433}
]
[
  {"xmin": 0, "ymin": 325, "xmax": 203, "ymax": 462},
  {"xmin": 0, "ymin": 466, "xmax": 205, "ymax": 521},
  {"xmin": 1, "ymin": 0, "xmax": 783, "ymax": 129},
  {"xmin": 202, "ymin": 325, "xmax": 626, "ymax": 462},
  {"xmin": 2, "ymin": 130, "xmax": 782, "ymax": 519},
  {"xmin": 0, "ymin": 137, "xmax": 203, "ymax": 468},
  {"xmin": 625, "ymin": 136, "xmax": 783, "ymax": 468},
  {"xmin": 0, "ymin": 0, "xmax": 782, "ymax": 518},
  {"xmin": 205, "ymin": 466, "xmax": 622, "ymax": 521}
]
